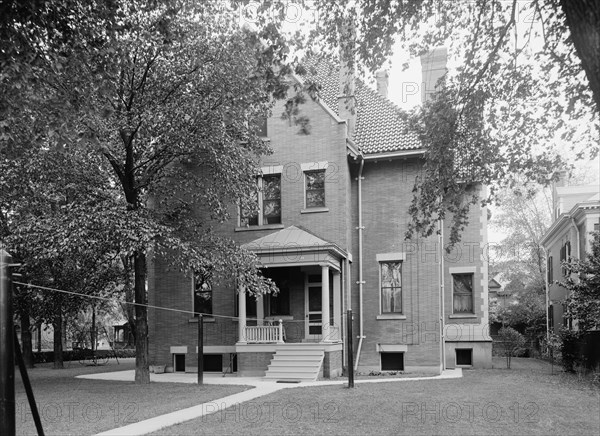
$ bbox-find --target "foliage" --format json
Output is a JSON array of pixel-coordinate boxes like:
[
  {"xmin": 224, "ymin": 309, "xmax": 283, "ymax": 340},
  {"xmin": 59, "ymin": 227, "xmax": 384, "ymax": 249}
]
[
  {"xmin": 498, "ymin": 326, "xmax": 527, "ymax": 369},
  {"xmin": 306, "ymin": 0, "xmax": 598, "ymax": 245},
  {"xmin": 496, "ymin": 289, "xmax": 547, "ymax": 341},
  {"xmin": 559, "ymin": 231, "xmax": 600, "ymax": 331},
  {"xmin": 558, "ymin": 328, "xmax": 581, "ymax": 373},
  {"xmin": 2, "ymin": 0, "xmax": 292, "ymax": 381}
]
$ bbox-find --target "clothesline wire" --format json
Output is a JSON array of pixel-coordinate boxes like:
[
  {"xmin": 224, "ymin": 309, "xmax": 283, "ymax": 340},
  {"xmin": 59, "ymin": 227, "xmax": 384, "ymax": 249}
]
[{"xmin": 12, "ymin": 281, "xmax": 342, "ymax": 324}]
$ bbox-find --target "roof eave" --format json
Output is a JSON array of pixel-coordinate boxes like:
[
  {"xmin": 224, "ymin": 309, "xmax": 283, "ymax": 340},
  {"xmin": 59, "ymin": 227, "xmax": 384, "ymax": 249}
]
[{"xmin": 363, "ymin": 149, "xmax": 425, "ymax": 160}]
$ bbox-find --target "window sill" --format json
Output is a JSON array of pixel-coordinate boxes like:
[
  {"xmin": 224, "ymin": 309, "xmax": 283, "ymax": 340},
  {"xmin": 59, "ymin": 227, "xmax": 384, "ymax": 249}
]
[
  {"xmin": 301, "ymin": 207, "xmax": 329, "ymax": 214},
  {"xmin": 188, "ymin": 317, "xmax": 216, "ymax": 323},
  {"xmin": 449, "ymin": 314, "xmax": 478, "ymax": 319},
  {"xmin": 235, "ymin": 224, "xmax": 284, "ymax": 232},
  {"xmin": 377, "ymin": 314, "xmax": 407, "ymax": 320},
  {"xmin": 265, "ymin": 316, "xmax": 294, "ymax": 321}
]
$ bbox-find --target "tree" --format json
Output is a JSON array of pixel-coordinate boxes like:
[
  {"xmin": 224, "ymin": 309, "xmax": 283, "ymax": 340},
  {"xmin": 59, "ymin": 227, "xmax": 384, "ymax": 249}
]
[
  {"xmin": 3, "ymin": 145, "xmax": 122, "ymax": 368},
  {"xmin": 304, "ymin": 0, "xmax": 598, "ymax": 244},
  {"xmin": 498, "ymin": 326, "xmax": 527, "ymax": 369},
  {"xmin": 3, "ymin": 1, "xmax": 292, "ymax": 382},
  {"xmin": 560, "ymin": 231, "xmax": 600, "ymax": 332},
  {"xmin": 489, "ymin": 184, "xmax": 552, "ymax": 344}
]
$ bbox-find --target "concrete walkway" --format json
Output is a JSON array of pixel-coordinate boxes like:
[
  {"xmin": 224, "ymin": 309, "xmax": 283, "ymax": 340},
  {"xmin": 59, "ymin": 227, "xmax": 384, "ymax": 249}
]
[{"xmin": 84, "ymin": 369, "xmax": 462, "ymax": 435}]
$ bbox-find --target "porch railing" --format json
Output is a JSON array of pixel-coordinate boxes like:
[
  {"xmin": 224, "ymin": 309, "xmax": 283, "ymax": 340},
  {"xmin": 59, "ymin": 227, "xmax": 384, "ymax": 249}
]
[{"xmin": 243, "ymin": 320, "xmax": 284, "ymax": 344}]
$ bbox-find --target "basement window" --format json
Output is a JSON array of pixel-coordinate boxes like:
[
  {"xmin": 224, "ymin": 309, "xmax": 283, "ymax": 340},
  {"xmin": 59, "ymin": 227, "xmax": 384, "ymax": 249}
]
[
  {"xmin": 174, "ymin": 354, "xmax": 186, "ymax": 372},
  {"xmin": 380, "ymin": 352, "xmax": 404, "ymax": 371},
  {"xmin": 455, "ymin": 349, "xmax": 473, "ymax": 366}
]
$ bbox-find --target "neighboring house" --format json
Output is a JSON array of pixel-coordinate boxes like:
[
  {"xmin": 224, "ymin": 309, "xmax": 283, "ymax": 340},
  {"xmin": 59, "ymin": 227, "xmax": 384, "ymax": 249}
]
[
  {"xmin": 148, "ymin": 47, "xmax": 492, "ymax": 379},
  {"xmin": 541, "ymin": 172, "xmax": 600, "ymax": 332}
]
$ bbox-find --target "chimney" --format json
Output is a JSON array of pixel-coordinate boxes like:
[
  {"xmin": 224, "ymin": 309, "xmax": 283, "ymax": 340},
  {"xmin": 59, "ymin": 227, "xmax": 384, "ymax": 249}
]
[
  {"xmin": 376, "ymin": 70, "xmax": 389, "ymax": 98},
  {"xmin": 338, "ymin": 20, "xmax": 356, "ymax": 139},
  {"xmin": 420, "ymin": 47, "xmax": 448, "ymax": 103},
  {"xmin": 552, "ymin": 169, "xmax": 569, "ymax": 218}
]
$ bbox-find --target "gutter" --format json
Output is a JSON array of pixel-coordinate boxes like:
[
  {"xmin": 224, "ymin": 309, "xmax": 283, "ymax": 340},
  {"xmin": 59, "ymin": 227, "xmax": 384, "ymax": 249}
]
[{"xmin": 354, "ymin": 157, "xmax": 366, "ymax": 371}]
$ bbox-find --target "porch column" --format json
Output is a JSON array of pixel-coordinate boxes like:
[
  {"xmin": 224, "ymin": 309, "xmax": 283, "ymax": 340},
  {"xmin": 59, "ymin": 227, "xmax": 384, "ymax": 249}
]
[
  {"xmin": 321, "ymin": 265, "xmax": 331, "ymax": 342},
  {"xmin": 333, "ymin": 270, "xmax": 341, "ymax": 342},
  {"xmin": 238, "ymin": 285, "xmax": 246, "ymax": 343},
  {"xmin": 256, "ymin": 293, "xmax": 264, "ymax": 326}
]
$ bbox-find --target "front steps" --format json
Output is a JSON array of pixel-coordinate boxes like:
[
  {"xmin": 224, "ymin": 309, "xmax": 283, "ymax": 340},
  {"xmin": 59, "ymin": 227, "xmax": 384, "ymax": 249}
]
[{"xmin": 264, "ymin": 347, "xmax": 324, "ymax": 382}]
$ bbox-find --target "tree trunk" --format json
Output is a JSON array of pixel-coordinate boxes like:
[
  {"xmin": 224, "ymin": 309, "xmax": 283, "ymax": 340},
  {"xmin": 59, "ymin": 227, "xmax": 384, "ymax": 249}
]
[
  {"xmin": 560, "ymin": 0, "xmax": 600, "ymax": 112},
  {"xmin": 36, "ymin": 321, "xmax": 42, "ymax": 353},
  {"xmin": 20, "ymin": 309, "xmax": 34, "ymax": 368},
  {"xmin": 53, "ymin": 304, "xmax": 63, "ymax": 369},
  {"xmin": 121, "ymin": 255, "xmax": 136, "ymax": 346},
  {"xmin": 134, "ymin": 250, "xmax": 150, "ymax": 383}
]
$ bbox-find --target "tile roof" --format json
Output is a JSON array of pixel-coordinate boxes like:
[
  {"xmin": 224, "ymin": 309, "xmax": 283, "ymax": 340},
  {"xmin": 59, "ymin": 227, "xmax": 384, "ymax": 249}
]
[{"xmin": 301, "ymin": 59, "xmax": 422, "ymax": 155}]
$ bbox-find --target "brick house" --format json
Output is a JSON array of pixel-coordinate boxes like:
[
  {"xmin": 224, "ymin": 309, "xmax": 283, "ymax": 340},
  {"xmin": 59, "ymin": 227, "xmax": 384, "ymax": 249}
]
[
  {"xmin": 148, "ymin": 48, "xmax": 492, "ymax": 379},
  {"xmin": 541, "ymin": 172, "xmax": 600, "ymax": 332}
]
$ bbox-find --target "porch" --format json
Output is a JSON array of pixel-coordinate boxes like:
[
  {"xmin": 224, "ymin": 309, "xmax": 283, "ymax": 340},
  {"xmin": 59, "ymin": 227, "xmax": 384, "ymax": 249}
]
[{"xmin": 237, "ymin": 226, "xmax": 347, "ymax": 346}]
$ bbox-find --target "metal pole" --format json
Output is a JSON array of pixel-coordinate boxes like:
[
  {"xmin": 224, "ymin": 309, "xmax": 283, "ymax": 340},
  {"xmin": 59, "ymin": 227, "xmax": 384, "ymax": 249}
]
[
  {"xmin": 346, "ymin": 309, "xmax": 354, "ymax": 388},
  {"xmin": 14, "ymin": 330, "xmax": 44, "ymax": 436},
  {"xmin": 197, "ymin": 314, "xmax": 203, "ymax": 385},
  {"xmin": 0, "ymin": 249, "xmax": 15, "ymax": 435}
]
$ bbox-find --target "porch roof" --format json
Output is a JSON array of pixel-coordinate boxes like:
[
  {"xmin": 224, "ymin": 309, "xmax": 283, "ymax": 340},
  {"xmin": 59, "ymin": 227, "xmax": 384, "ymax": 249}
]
[{"xmin": 242, "ymin": 226, "xmax": 347, "ymax": 269}]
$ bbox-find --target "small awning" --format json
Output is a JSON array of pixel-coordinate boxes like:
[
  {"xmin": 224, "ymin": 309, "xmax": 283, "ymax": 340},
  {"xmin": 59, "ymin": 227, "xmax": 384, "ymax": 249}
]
[{"xmin": 242, "ymin": 226, "xmax": 346, "ymax": 270}]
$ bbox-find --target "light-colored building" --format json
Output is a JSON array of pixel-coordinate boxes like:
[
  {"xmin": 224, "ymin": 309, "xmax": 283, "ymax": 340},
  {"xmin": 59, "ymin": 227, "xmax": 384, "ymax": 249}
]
[{"xmin": 541, "ymin": 172, "xmax": 600, "ymax": 332}]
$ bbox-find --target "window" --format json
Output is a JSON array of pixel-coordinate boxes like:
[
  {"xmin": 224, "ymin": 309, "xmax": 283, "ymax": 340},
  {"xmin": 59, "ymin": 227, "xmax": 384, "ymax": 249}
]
[
  {"xmin": 305, "ymin": 170, "xmax": 325, "ymax": 208},
  {"xmin": 560, "ymin": 241, "xmax": 571, "ymax": 276},
  {"xmin": 240, "ymin": 174, "xmax": 281, "ymax": 226},
  {"xmin": 193, "ymin": 271, "xmax": 212, "ymax": 316},
  {"xmin": 452, "ymin": 273, "xmax": 474, "ymax": 313},
  {"xmin": 548, "ymin": 304, "xmax": 554, "ymax": 332},
  {"xmin": 203, "ymin": 354, "xmax": 223, "ymax": 372},
  {"xmin": 594, "ymin": 222, "xmax": 600, "ymax": 232},
  {"xmin": 257, "ymin": 116, "xmax": 267, "ymax": 137},
  {"xmin": 455, "ymin": 349, "xmax": 473, "ymax": 366},
  {"xmin": 381, "ymin": 352, "xmax": 404, "ymax": 371},
  {"xmin": 267, "ymin": 286, "xmax": 290, "ymax": 316},
  {"xmin": 547, "ymin": 256, "xmax": 553, "ymax": 283},
  {"xmin": 380, "ymin": 261, "xmax": 402, "ymax": 313},
  {"xmin": 174, "ymin": 354, "xmax": 185, "ymax": 372}
]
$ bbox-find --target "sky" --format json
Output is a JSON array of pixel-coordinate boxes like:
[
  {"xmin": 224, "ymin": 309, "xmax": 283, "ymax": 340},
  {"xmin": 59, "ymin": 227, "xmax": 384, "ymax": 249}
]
[{"xmin": 379, "ymin": 43, "xmax": 599, "ymax": 245}]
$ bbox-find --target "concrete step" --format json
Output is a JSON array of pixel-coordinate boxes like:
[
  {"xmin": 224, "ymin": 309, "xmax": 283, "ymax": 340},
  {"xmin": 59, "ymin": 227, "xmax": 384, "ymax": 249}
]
[
  {"xmin": 263, "ymin": 349, "xmax": 324, "ymax": 382},
  {"xmin": 272, "ymin": 355, "xmax": 324, "ymax": 361},
  {"xmin": 274, "ymin": 350, "xmax": 324, "ymax": 356},
  {"xmin": 268, "ymin": 362, "xmax": 321, "ymax": 370}
]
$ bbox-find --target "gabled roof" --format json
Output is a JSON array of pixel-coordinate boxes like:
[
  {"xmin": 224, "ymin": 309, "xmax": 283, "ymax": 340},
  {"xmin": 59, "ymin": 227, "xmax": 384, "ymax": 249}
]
[
  {"xmin": 301, "ymin": 59, "xmax": 422, "ymax": 155},
  {"xmin": 242, "ymin": 225, "xmax": 345, "ymax": 254},
  {"xmin": 488, "ymin": 278, "xmax": 502, "ymax": 289}
]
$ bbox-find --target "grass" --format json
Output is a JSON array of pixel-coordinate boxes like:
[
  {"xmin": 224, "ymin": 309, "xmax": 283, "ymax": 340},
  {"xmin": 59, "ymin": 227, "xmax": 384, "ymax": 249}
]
[
  {"xmin": 14, "ymin": 358, "xmax": 250, "ymax": 436},
  {"xmin": 154, "ymin": 357, "xmax": 600, "ymax": 435}
]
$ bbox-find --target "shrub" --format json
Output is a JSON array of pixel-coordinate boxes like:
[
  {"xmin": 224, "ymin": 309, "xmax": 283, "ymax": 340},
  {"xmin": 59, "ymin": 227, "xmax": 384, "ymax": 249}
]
[{"xmin": 498, "ymin": 326, "xmax": 526, "ymax": 369}]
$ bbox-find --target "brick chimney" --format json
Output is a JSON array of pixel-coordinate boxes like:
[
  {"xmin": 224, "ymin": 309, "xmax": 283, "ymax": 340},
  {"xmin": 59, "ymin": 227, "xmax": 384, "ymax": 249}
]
[
  {"xmin": 376, "ymin": 70, "xmax": 389, "ymax": 98},
  {"xmin": 338, "ymin": 20, "xmax": 356, "ymax": 139},
  {"xmin": 420, "ymin": 47, "xmax": 448, "ymax": 103}
]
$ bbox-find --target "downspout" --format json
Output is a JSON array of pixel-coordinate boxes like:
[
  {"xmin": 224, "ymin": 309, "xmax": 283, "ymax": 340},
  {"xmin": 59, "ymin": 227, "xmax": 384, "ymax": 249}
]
[
  {"xmin": 541, "ymin": 245, "xmax": 550, "ymax": 341},
  {"xmin": 354, "ymin": 158, "xmax": 365, "ymax": 371},
  {"xmin": 438, "ymin": 218, "xmax": 446, "ymax": 371}
]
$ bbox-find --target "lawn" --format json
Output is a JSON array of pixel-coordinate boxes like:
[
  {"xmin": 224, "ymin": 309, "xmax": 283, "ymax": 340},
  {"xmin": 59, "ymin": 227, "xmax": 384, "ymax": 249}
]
[
  {"xmin": 14, "ymin": 358, "xmax": 250, "ymax": 436},
  {"xmin": 154, "ymin": 357, "xmax": 600, "ymax": 435}
]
